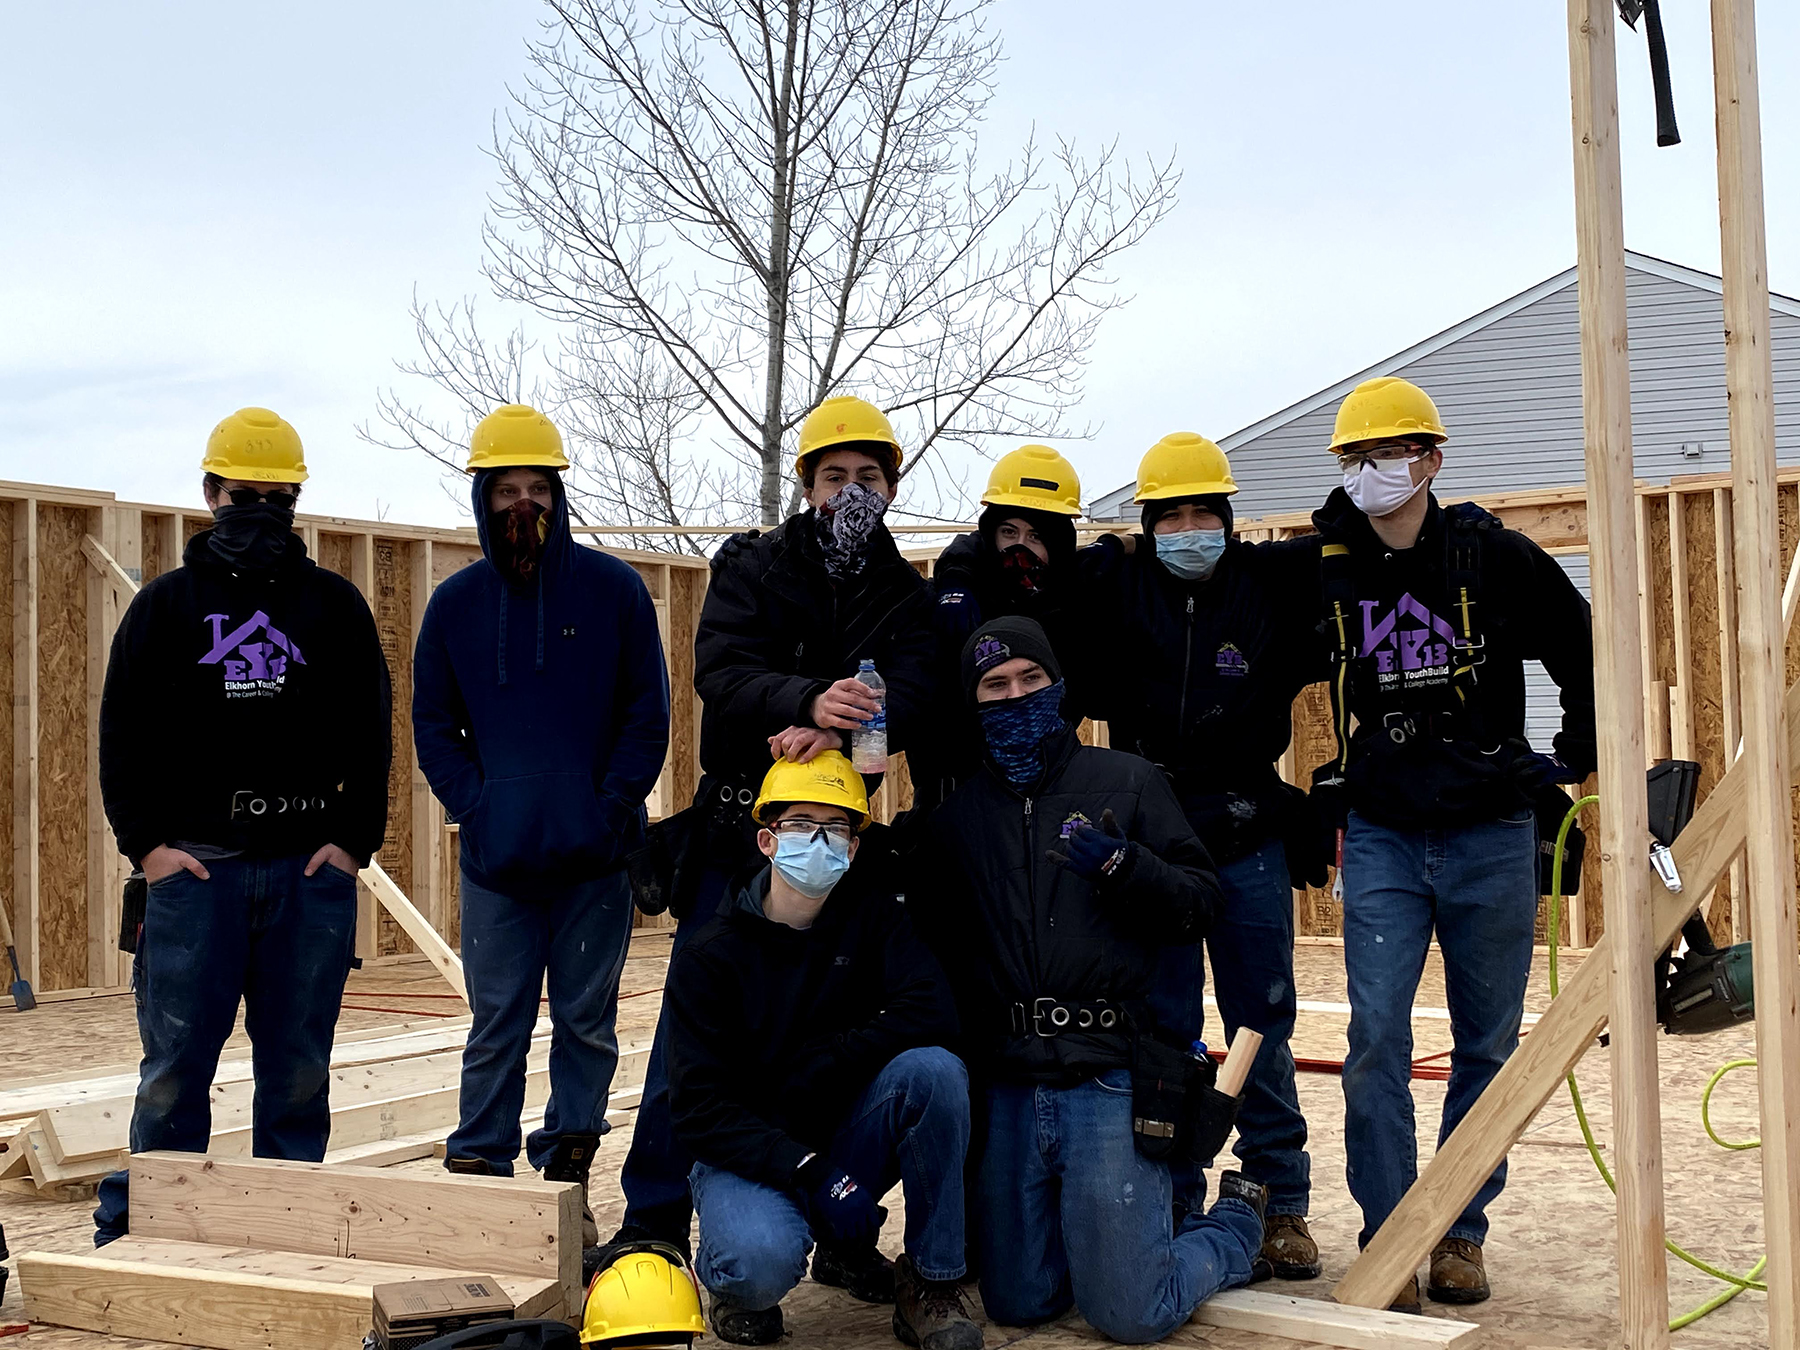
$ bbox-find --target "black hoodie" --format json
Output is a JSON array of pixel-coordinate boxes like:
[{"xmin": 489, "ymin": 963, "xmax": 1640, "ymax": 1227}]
[
  {"xmin": 1269, "ymin": 488, "xmax": 1598, "ymax": 829},
  {"xmin": 694, "ymin": 512, "xmax": 934, "ymax": 787},
  {"xmin": 664, "ymin": 838, "xmax": 959, "ymax": 1187},
  {"xmin": 99, "ymin": 528, "xmax": 392, "ymax": 866}
]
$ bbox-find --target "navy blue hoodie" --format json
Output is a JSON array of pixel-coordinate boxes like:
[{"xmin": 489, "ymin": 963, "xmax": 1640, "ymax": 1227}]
[{"xmin": 412, "ymin": 473, "xmax": 671, "ymax": 891}]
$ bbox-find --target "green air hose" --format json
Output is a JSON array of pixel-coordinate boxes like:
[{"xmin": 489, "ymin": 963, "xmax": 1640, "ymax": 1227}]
[{"xmin": 1546, "ymin": 795, "xmax": 1767, "ymax": 1331}]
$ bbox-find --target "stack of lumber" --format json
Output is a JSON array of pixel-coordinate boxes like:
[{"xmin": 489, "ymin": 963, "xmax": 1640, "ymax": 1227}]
[
  {"xmin": 18, "ymin": 1151, "xmax": 582, "ymax": 1348},
  {"xmin": 0, "ymin": 1019, "xmax": 651, "ymax": 1195}
]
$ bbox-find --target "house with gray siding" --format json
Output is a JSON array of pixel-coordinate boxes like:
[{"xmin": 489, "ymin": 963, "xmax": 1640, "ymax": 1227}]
[{"xmin": 1088, "ymin": 252, "xmax": 1800, "ymax": 750}]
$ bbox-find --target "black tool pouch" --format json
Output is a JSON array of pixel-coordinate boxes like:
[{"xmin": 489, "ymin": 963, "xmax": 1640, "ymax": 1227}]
[
  {"xmin": 625, "ymin": 808, "xmax": 692, "ymax": 917},
  {"xmin": 119, "ymin": 872, "xmax": 147, "ymax": 954},
  {"xmin": 1130, "ymin": 1034, "xmax": 1242, "ymax": 1165},
  {"xmin": 1532, "ymin": 784, "xmax": 1585, "ymax": 897}
]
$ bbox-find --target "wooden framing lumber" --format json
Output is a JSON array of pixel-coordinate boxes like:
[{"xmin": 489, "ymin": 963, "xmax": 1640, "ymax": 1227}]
[
  {"xmin": 1710, "ymin": 0, "xmax": 1800, "ymax": 1335},
  {"xmin": 18, "ymin": 1240, "xmax": 560, "ymax": 1350},
  {"xmin": 1566, "ymin": 1, "xmax": 1668, "ymax": 1341},
  {"xmin": 1335, "ymin": 668, "xmax": 1800, "ymax": 1310},
  {"xmin": 1192, "ymin": 1288, "xmax": 1481, "ymax": 1348},
  {"xmin": 362, "ymin": 861, "xmax": 467, "ymax": 1002},
  {"xmin": 130, "ymin": 1151, "xmax": 581, "ymax": 1313},
  {"xmin": 10, "ymin": 499, "xmax": 37, "ymax": 988}
]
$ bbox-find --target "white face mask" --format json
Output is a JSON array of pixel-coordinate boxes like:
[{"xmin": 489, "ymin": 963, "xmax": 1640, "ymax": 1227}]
[{"xmin": 1343, "ymin": 456, "xmax": 1425, "ymax": 518}]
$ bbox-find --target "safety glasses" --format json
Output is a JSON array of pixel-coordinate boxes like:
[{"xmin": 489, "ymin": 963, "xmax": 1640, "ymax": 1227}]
[
  {"xmin": 223, "ymin": 487, "xmax": 299, "ymax": 510},
  {"xmin": 766, "ymin": 819, "xmax": 855, "ymax": 842}
]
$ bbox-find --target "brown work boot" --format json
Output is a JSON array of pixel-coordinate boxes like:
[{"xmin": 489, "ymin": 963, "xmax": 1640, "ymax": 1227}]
[
  {"xmin": 1427, "ymin": 1237, "xmax": 1490, "ymax": 1304},
  {"xmin": 1260, "ymin": 1214, "xmax": 1322, "ymax": 1280},
  {"xmin": 892, "ymin": 1254, "xmax": 983, "ymax": 1350},
  {"xmin": 1390, "ymin": 1273, "xmax": 1423, "ymax": 1315}
]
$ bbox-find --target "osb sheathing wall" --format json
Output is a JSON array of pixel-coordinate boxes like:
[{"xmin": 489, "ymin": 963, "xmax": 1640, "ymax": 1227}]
[{"xmin": 9, "ymin": 470, "xmax": 1797, "ymax": 993}]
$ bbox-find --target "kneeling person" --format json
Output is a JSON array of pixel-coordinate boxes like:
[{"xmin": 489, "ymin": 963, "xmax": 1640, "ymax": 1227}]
[
  {"xmin": 917, "ymin": 618, "xmax": 1264, "ymax": 1344},
  {"xmin": 666, "ymin": 752, "xmax": 980, "ymax": 1350}
]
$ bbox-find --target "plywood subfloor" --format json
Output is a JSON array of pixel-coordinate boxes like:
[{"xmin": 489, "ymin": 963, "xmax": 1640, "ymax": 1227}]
[{"xmin": 0, "ymin": 940, "xmax": 1778, "ymax": 1348}]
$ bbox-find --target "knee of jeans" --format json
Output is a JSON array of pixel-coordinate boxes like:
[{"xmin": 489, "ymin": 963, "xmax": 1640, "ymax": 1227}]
[
  {"xmin": 700, "ymin": 1238, "xmax": 808, "ymax": 1311},
  {"xmin": 977, "ymin": 1275, "xmax": 1069, "ymax": 1329},
  {"xmin": 891, "ymin": 1046, "xmax": 968, "ymax": 1107},
  {"xmin": 1084, "ymin": 1299, "xmax": 1181, "ymax": 1346}
]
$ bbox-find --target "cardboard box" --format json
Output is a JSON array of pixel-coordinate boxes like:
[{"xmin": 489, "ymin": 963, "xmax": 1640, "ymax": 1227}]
[{"xmin": 372, "ymin": 1276, "xmax": 515, "ymax": 1350}]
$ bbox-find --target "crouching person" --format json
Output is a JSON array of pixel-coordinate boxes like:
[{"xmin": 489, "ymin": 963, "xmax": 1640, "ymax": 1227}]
[
  {"xmin": 665, "ymin": 751, "xmax": 981, "ymax": 1350},
  {"xmin": 915, "ymin": 617, "xmax": 1264, "ymax": 1344}
]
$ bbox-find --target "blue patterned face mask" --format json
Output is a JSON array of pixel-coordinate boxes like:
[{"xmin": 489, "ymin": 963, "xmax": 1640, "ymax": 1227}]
[
  {"xmin": 978, "ymin": 680, "xmax": 1068, "ymax": 787},
  {"xmin": 1155, "ymin": 528, "xmax": 1227, "ymax": 581}
]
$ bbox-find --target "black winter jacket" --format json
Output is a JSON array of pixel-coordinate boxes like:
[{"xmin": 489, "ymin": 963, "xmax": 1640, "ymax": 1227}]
[
  {"xmin": 1270, "ymin": 489, "xmax": 1598, "ymax": 829},
  {"xmin": 665, "ymin": 844, "xmax": 959, "ymax": 1187},
  {"xmin": 1087, "ymin": 537, "xmax": 1319, "ymax": 861},
  {"xmin": 100, "ymin": 530, "xmax": 392, "ymax": 866},
  {"xmin": 695, "ymin": 514, "xmax": 935, "ymax": 787},
  {"xmin": 907, "ymin": 532, "xmax": 1120, "ymax": 807},
  {"xmin": 912, "ymin": 726, "xmax": 1221, "ymax": 1084}
]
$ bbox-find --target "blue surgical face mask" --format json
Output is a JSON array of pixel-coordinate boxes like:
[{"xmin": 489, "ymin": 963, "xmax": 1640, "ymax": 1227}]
[
  {"xmin": 771, "ymin": 830, "xmax": 853, "ymax": 898},
  {"xmin": 1155, "ymin": 528, "xmax": 1227, "ymax": 581}
]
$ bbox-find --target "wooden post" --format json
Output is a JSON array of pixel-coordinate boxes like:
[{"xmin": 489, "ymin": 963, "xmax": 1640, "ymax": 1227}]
[
  {"xmin": 1711, "ymin": 0, "xmax": 1800, "ymax": 1335},
  {"xmin": 1668, "ymin": 491, "xmax": 1695, "ymax": 759},
  {"xmin": 408, "ymin": 541, "xmax": 438, "ymax": 936},
  {"xmin": 1713, "ymin": 488, "xmax": 1749, "ymax": 938},
  {"xmin": 1567, "ymin": 0, "xmax": 1668, "ymax": 1342},
  {"xmin": 11, "ymin": 499, "xmax": 38, "ymax": 987}
]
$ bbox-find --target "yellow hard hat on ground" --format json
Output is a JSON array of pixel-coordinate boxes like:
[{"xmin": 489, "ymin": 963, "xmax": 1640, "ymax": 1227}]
[
  {"xmin": 468, "ymin": 404, "xmax": 571, "ymax": 473},
  {"xmin": 754, "ymin": 749, "xmax": 872, "ymax": 831},
  {"xmin": 982, "ymin": 445, "xmax": 1082, "ymax": 516},
  {"xmin": 580, "ymin": 1242, "xmax": 706, "ymax": 1346},
  {"xmin": 202, "ymin": 408, "xmax": 308, "ymax": 483},
  {"xmin": 1134, "ymin": 432, "xmax": 1236, "ymax": 501},
  {"xmin": 1327, "ymin": 376, "xmax": 1449, "ymax": 453},
  {"xmin": 796, "ymin": 396, "xmax": 904, "ymax": 478}
]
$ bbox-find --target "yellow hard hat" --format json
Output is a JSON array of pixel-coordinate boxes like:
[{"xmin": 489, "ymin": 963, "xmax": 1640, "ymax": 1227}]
[
  {"xmin": 796, "ymin": 395, "xmax": 904, "ymax": 478},
  {"xmin": 580, "ymin": 1242, "xmax": 706, "ymax": 1346},
  {"xmin": 982, "ymin": 445, "xmax": 1082, "ymax": 516},
  {"xmin": 1134, "ymin": 432, "xmax": 1237, "ymax": 502},
  {"xmin": 202, "ymin": 408, "xmax": 309, "ymax": 484},
  {"xmin": 753, "ymin": 749, "xmax": 872, "ymax": 832},
  {"xmin": 467, "ymin": 404, "xmax": 571, "ymax": 473},
  {"xmin": 1327, "ymin": 376, "xmax": 1449, "ymax": 454}
]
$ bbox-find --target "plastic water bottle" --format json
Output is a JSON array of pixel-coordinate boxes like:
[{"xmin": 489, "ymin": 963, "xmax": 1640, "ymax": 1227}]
[{"xmin": 851, "ymin": 659, "xmax": 888, "ymax": 773}]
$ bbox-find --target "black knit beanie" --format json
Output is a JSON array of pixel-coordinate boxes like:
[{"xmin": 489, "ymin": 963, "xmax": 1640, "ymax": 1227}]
[
  {"xmin": 1140, "ymin": 493, "xmax": 1233, "ymax": 540},
  {"xmin": 961, "ymin": 616, "xmax": 1063, "ymax": 701}
]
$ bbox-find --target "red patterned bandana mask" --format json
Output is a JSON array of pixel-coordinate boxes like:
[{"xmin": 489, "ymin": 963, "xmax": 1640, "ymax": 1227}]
[{"xmin": 490, "ymin": 499, "xmax": 550, "ymax": 583}]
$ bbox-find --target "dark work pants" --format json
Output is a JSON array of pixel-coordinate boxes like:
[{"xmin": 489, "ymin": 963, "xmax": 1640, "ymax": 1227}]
[{"xmin": 93, "ymin": 855, "xmax": 357, "ymax": 1245}]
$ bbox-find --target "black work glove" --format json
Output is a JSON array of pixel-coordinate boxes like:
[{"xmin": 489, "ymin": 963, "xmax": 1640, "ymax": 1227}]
[
  {"xmin": 1048, "ymin": 808, "xmax": 1132, "ymax": 882},
  {"xmin": 1513, "ymin": 751, "xmax": 1583, "ymax": 794},
  {"xmin": 934, "ymin": 587, "xmax": 982, "ymax": 641},
  {"xmin": 794, "ymin": 1155, "xmax": 882, "ymax": 1245}
]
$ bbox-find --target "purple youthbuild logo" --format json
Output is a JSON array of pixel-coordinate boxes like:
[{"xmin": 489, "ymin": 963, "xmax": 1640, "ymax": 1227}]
[
  {"xmin": 201, "ymin": 611, "xmax": 306, "ymax": 699},
  {"xmin": 1359, "ymin": 594, "xmax": 1459, "ymax": 691}
]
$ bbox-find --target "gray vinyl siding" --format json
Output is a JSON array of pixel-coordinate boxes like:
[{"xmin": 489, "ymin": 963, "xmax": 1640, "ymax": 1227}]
[
  {"xmin": 1090, "ymin": 257, "xmax": 1800, "ymax": 520},
  {"xmin": 1525, "ymin": 554, "xmax": 1591, "ymax": 754}
]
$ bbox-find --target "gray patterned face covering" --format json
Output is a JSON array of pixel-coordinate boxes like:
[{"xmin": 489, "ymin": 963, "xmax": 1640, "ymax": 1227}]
[{"xmin": 819, "ymin": 483, "xmax": 889, "ymax": 578}]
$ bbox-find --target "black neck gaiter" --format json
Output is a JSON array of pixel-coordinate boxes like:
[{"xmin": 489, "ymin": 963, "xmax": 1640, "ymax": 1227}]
[{"xmin": 208, "ymin": 502, "xmax": 298, "ymax": 572}]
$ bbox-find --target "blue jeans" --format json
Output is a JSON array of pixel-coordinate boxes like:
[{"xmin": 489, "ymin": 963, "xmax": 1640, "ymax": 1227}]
[
  {"xmin": 93, "ymin": 855, "xmax": 358, "ymax": 1244},
  {"xmin": 691, "ymin": 1048, "xmax": 970, "ymax": 1309},
  {"xmin": 619, "ymin": 862, "xmax": 732, "ymax": 1241},
  {"xmin": 1340, "ymin": 808, "xmax": 1538, "ymax": 1247},
  {"xmin": 1149, "ymin": 838, "xmax": 1309, "ymax": 1218},
  {"xmin": 977, "ymin": 1070, "xmax": 1262, "ymax": 1344},
  {"xmin": 448, "ymin": 866, "xmax": 635, "ymax": 1173}
]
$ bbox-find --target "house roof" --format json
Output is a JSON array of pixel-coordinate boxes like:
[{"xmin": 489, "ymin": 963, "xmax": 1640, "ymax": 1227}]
[{"xmin": 1088, "ymin": 252, "xmax": 1800, "ymax": 518}]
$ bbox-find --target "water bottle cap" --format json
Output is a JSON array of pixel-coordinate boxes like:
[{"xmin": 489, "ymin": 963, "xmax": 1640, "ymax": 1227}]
[
  {"xmin": 859, "ymin": 658, "xmax": 875, "ymax": 668},
  {"xmin": 1190, "ymin": 1039, "xmax": 1209, "ymax": 1058}
]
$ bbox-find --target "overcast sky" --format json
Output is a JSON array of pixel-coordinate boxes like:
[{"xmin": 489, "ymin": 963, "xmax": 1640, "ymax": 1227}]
[{"xmin": 2, "ymin": 2, "xmax": 1795, "ymax": 527}]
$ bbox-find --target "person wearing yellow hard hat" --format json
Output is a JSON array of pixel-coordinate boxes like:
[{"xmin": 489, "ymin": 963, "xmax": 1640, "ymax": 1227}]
[
  {"xmin": 93, "ymin": 409, "xmax": 394, "ymax": 1246},
  {"xmin": 610, "ymin": 395, "xmax": 936, "ymax": 1262},
  {"xmin": 657, "ymin": 752, "xmax": 978, "ymax": 1349},
  {"xmin": 411, "ymin": 405, "xmax": 671, "ymax": 1259},
  {"xmin": 910, "ymin": 445, "xmax": 1111, "ymax": 808},
  {"xmin": 906, "ymin": 615, "xmax": 1269, "ymax": 1341},
  {"xmin": 1298, "ymin": 375, "xmax": 1595, "ymax": 1310},
  {"xmin": 1075, "ymin": 429, "xmax": 1325, "ymax": 1283}
]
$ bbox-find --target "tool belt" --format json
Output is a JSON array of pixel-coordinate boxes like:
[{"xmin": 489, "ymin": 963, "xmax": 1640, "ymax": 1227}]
[
  {"xmin": 1129, "ymin": 1033, "xmax": 1240, "ymax": 1167},
  {"xmin": 626, "ymin": 774, "xmax": 757, "ymax": 918},
  {"xmin": 228, "ymin": 785, "xmax": 334, "ymax": 822},
  {"xmin": 1008, "ymin": 997, "xmax": 1124, "ymax": 1038}
]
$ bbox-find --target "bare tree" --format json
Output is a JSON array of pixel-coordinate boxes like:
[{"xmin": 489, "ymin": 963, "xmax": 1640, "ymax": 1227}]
[{"xmin": 369, "ymin": 0, "xmax": 1178, "ymax": 534}]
